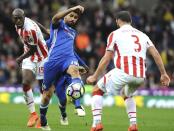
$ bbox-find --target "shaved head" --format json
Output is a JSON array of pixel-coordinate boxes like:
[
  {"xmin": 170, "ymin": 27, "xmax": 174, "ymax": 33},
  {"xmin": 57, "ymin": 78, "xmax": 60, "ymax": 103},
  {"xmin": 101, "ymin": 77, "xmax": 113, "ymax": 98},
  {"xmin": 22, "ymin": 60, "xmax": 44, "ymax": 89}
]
[
  {"xmin": 12, "ymin": 8, "xmax": 25, "ymax": 28},
  {"xmin": 12, "ymin": 8, "xmax": 24, "ymax": 16}
]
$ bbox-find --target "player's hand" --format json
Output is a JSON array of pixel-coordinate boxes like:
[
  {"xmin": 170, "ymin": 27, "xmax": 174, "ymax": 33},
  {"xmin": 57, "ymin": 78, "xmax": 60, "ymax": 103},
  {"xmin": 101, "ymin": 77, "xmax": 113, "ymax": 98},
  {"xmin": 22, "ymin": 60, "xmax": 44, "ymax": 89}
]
[
  {"xmin": 84, "ymin": 65, "xmax": 89, "ymax": 73},
  {"xmin": 71, "ymin": 5, "xmax": 84, "ymax": 14},
  {"xmin": 79, "ymin": 66, "xmax": 87, "ymax": 75},
  {"xmin": 86, "ymin": 75, "xmax": 97, "ymax": 85},
  {"xmin": 160, "ymin": 73, "xmax": 170, "ymax": 87}
]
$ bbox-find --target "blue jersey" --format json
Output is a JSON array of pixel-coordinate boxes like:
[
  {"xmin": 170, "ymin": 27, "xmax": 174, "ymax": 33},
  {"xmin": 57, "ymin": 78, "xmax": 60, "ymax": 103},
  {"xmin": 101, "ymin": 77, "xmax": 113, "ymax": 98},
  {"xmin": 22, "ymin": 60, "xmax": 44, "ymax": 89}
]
[
  {"xmin": 48, "ymin": 19, "xmax": 76, "ymax": 61},
  {"xmin": 43, "ymin": 20, "xmax": 87, "ymax": 90}
]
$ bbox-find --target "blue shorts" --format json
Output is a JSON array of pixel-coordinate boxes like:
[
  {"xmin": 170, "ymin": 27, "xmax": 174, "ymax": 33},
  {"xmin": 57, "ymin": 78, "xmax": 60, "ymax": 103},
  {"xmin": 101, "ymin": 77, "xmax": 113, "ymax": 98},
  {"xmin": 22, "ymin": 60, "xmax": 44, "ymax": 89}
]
[{"xmin": 43, "ymin": 57, "xmax": 78, "ymax": 91}]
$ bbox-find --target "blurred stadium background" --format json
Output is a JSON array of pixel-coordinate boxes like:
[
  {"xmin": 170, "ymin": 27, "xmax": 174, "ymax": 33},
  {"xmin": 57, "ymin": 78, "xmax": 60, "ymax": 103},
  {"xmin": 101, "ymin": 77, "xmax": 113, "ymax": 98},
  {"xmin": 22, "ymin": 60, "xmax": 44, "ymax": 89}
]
[{"xmin": 0, "ymin": 0, "xmax": 174, "ymax": 131}]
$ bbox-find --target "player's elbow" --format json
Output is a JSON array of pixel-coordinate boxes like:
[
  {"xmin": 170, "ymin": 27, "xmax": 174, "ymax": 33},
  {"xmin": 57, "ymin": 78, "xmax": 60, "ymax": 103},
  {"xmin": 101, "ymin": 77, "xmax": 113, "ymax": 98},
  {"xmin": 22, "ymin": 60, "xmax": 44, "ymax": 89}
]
[
  {"xmin": 52, "ymin": 14, "xmax": 60, "ymax": 24},
  {"xmin": 30, "ymin": 46, "xmax": 37, "ymax": 54}
]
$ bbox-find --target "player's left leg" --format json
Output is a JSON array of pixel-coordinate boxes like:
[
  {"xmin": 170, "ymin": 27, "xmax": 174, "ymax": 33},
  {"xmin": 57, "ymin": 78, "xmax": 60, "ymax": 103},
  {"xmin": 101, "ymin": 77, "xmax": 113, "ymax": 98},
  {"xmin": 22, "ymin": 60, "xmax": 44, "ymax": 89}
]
[
  {"xmin": 73, "ymin": 99, "xmax": 86, "ymax": 116},
  {"xmin": 90, "ymin": 68, "xmax": 127, "ymax": 131},
  {"xmin": 65, "ymin": 73, "xmax": 86, "ymax": 116},
  {"xmin": 90, "ymin": 85, "xmax": 104, "ymax": 131}
]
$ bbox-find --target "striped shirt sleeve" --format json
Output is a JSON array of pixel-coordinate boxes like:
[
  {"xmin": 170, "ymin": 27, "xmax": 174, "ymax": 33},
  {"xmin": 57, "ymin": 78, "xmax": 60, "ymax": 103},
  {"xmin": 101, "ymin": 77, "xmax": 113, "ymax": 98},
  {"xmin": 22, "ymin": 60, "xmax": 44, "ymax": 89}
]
[{"xmin": 106, "ymin": 32, "xmax": 115, "ymax": 51}]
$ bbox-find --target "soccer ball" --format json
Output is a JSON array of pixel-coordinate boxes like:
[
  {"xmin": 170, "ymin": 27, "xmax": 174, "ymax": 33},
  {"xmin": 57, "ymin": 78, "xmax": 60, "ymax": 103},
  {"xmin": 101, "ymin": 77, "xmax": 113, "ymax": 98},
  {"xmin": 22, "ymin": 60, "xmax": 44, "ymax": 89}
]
[{"xmin": 66, "ymin": 83, "xmax": 85, "ymax": 99}]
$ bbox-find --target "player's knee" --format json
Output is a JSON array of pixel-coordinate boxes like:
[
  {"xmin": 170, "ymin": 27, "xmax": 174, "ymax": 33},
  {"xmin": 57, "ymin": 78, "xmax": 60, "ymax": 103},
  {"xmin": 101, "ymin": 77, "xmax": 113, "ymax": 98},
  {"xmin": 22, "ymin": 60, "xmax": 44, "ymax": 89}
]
[
  {"xmin": 92, "ymin": 86, "xmax": 104, "ymax": 96},
  {"xmin": 67, "ymin": 65, "xmax": 80, "ymax": 77},
  {"xmin": 42, "ymin": 93, "xmax": 51, "ymax": 104},
  {"xmin": 22, "ymin": 83, "xmax": 31, "ymax": 92},
  {"xmin": 22, "ymin": 78, "xmax": 32, "ymax": 86}
]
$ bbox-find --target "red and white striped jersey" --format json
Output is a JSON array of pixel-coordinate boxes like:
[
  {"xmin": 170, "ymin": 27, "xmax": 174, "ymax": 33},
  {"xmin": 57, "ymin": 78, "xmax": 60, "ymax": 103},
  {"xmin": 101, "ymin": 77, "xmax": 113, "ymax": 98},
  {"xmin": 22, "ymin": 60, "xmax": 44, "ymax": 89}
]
[
  {"xmin": 106, "ymin": 24, "xmax": 154, "ymax": 78},
  {"xmin": 16, "ymin": 17, "xmax": 48, "ymax": 62}
]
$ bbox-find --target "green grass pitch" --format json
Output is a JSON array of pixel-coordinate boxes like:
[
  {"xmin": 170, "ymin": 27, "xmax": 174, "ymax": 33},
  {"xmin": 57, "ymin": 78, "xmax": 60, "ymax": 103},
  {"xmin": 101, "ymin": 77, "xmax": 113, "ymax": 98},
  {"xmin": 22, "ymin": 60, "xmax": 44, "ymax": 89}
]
[{"xmin": 0, "ymin": 103, "xmax": 174, "ymax": 131}]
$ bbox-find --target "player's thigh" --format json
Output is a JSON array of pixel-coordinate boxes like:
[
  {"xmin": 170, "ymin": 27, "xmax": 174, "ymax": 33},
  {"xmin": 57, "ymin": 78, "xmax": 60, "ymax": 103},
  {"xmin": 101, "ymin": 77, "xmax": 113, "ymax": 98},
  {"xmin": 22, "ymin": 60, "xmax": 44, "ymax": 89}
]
[
  {"xmin": 123, "ymin": 77, "xmax": 144, "ymax": 97},
  {"xmin": 64, "ymin": 58, "xmax": 80, "ymax": 77},
  {"xmin": 55, "ymin": 76, "xmax": 66, "ymax": 99},
  {"xmin": 22, "ymin": 58, "xmax": 36, "ymax": 84},
  {"xmin": 42, "ymin": 62, "xmax": 59, "ymax": 91},
  {"xmin": 97, "ymin": 68, "xmax": 125, "ymax": 95}
]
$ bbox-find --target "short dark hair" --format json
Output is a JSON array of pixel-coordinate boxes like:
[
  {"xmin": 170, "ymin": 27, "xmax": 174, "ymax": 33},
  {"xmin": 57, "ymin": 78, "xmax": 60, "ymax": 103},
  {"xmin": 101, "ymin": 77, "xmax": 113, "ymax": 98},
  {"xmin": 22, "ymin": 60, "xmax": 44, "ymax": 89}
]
[
  {"xmin": 73, "ymin": 10, "xmax": 82, "ymax": 16},
  {"xmin": 116, "ymin": 11, "xmax": 132, "ymax": 23}
]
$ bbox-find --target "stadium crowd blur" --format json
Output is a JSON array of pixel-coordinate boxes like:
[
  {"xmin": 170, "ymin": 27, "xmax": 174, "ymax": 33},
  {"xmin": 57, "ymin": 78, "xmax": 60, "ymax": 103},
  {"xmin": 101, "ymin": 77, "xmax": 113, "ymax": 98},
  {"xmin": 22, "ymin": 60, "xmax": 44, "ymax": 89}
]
[{"xmin": 0, "ymin": 0, "xmax": 174, "ymax": 88}]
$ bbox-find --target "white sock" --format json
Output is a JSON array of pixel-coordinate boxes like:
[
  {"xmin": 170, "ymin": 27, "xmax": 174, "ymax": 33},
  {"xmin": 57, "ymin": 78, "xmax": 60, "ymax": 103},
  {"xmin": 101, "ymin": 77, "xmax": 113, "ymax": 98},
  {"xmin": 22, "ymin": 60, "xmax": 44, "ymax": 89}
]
[
  {"xmin": 24, "ymin": 89, "xmax": 35, "ymax": 113},
  {"xmin": 91, "ymin": 95, "xmax": 103, "ymax": 127},
  {"xmin": 124, "ymin": 97, "xmax": 137, "ymax": 125}
]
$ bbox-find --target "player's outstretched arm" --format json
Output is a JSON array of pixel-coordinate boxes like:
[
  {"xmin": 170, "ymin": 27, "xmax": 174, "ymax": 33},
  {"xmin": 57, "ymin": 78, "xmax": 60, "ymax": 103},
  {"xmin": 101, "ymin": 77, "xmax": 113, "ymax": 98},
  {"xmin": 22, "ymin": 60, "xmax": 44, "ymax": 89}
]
[
  {"xmin": 86, "ymin": 51, "xmax": 113, "ymax": 84},
  {"xmin": 52, "ymin": 5, "xmax": 84, "ymax": 25},
  {"xmin": 148, "ymin": 46, "xmax": 170, "ymax": 86}
]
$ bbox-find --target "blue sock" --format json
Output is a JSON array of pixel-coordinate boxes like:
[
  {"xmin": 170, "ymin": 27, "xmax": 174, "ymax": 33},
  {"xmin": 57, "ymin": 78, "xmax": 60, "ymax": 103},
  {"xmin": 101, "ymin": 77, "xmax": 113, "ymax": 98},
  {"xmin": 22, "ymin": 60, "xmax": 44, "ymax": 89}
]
[
  {"xmin": 74, "ymin": 99, "xmax": 81, "ymax": 108},
  {"xmin": 40, "ymin": 103, "xmax": 49, "ymax": 126},
  {"xmin": 59, "ymin": 100, "xmax": 67, "ymax": 118}
]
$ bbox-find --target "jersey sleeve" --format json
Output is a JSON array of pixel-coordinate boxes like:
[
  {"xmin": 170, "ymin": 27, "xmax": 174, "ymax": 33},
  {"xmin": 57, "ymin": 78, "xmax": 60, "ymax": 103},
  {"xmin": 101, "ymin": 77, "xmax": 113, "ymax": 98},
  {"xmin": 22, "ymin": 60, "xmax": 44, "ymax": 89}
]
[
  {"xmin": 146, "ymin": 35, "xmax": 154, "ymax": 48},
  {"xmin": 106, "ymin": 32, "xmax": 115, "ymax": 51}
]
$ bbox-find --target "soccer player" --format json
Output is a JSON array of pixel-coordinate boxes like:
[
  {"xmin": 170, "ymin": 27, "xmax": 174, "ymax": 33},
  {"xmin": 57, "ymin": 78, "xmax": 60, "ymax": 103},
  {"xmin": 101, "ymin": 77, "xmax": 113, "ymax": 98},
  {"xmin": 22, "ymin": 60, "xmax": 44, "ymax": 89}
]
[
  {"xmin": 39, "ymin": 5, "xmax": 85, "ymax": 130},
  {"xmin": 86, "ymin": 11, "xmax": 170, "ymax": 131},
  {"xmin": 12, "ymin": 8, "xmax": 48, "ymax": 127},
  {"xmin": 37, "ymin": 21, "xmax": 87, "ymax": 124}
]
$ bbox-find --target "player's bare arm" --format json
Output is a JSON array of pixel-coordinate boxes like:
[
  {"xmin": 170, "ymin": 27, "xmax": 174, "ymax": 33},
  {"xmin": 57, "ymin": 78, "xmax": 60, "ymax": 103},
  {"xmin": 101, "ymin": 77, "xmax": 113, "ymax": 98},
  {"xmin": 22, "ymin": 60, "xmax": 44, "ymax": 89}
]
[
  {"xmin": 52, "ymin": 5, "xmax": 84, "ymax": 24},
  {"xmin": 16, "ymin": 45, "xmax": 37, "ymax": 65},
  {"xmin": 148, "ymin": 46, "xmax": 170, "ymax": 86},
  {"xmin": 86, "ymin": 51, "xmax": 113, "ymax": 84},
  {"xmin": 35, "ymin": 21, "xmax": 50, "ymax": 38}
]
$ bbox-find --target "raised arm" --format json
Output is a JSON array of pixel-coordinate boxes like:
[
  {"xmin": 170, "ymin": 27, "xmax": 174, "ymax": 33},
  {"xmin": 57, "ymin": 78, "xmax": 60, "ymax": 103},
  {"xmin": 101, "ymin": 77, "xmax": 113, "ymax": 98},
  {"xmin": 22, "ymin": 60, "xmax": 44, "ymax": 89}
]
[
  {"xmin": 35, "ymin": 21, "xmax": 50, "ymax": 38},
  {"xmin": 52, "ymin": 5, "xmax": 84, "ymax": 25},
  {"xmin": 148, "ymin": 46, "xmax": 170, "ymax": 86}
]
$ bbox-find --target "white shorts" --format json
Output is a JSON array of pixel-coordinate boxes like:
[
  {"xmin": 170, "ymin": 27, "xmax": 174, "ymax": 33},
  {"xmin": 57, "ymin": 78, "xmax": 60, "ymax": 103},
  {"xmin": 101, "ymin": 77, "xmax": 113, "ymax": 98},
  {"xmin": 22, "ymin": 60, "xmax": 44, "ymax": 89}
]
[
  {"xmin": 97, "ymin": 68, "xmax": 144, "ymax": 97},
  {"xmin": 22, "ymin": 58, "xmax": 47, "ymax": 80}
]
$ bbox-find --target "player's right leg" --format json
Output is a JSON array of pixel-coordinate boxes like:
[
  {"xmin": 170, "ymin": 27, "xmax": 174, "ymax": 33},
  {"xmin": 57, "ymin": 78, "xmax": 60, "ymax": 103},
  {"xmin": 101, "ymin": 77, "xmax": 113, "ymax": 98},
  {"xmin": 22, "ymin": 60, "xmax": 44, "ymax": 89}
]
[
  {"xmin": 22, "ymin": 69, "xmax": 39, "ymax": 127},
  {"xmin": 39, "ymin": 62, "xmax": 58, "ymax": 130},
  {"xmin": 121, "ymin": 79, "xmax": 143, "ymax": 131},
  {"xmin": 39, "ymin": 85, "xmax": 54, "ymax": 130},
  {"xmin": 21, "ymin": 59, "xmax": 39, "ymax": 127},
  {"xmin": 55, "ymin": 76, "xmax": 69, "ymax": 126}
]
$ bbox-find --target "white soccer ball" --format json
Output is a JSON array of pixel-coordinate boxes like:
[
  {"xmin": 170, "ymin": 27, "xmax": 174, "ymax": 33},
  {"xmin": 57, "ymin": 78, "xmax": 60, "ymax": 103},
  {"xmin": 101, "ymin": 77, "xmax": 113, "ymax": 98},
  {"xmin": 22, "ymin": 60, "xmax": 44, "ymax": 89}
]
[{"xmin": 66, "ymin": 83, "xmax": 85, "ymax": 99}]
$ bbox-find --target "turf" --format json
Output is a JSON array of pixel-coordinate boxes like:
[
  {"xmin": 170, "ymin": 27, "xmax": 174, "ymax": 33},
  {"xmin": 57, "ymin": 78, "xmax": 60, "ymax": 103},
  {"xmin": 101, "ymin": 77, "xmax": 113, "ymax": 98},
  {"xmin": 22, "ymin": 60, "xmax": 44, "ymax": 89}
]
[{"xmin": 0, "ymin": 103, "xmax": 174, "ymax": 131}]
